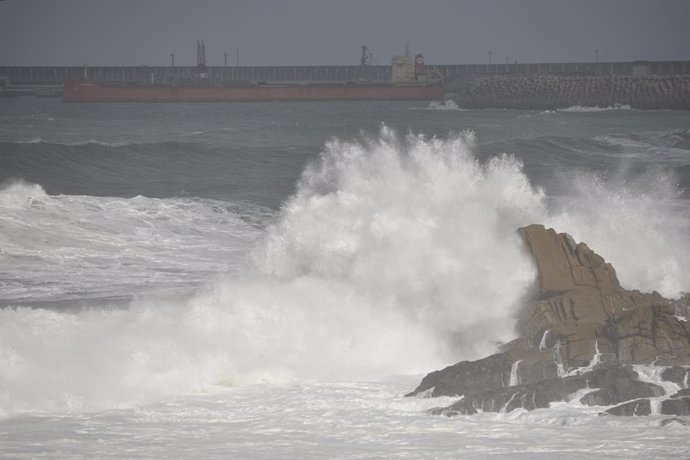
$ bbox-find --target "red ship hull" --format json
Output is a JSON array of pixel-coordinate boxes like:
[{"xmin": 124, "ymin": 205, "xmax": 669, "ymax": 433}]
[{"xmin": 63, "ymin": 80, "xmax": 444, "ymax": 103}]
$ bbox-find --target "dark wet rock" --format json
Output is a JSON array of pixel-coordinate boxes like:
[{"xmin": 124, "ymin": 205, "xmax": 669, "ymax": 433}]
[
  {"xmin": 660, "ymin": 397, "xmax": 690, "ymax": 416},
  {"xmin": 429, "ymin": 398, "xmax": 478, "ymax": 416},
  {"xmin": 605, "ymin": 399, "xmax": 652, "ymax": 416},
  {"xmin": 424, "ymin": 365, "xmax": 670, "ymax": 416},
  {"xmin": 671, "ymin": 388, "xmax": 690, "ymax": 398},
  {"xmin": 430, "ymin": 363, "xmax": 664, "ymax": 415},
  {"xmin": 577, "ymin": 365, "xmax": 664, "ymax": 406},
  {"xmin": 660, "ymin": 366, "xmax": 690, "ymax": 387},
  {"xmin": 411, "ymin": 224, "xmax": 690, "ymax": 417},
  {"xmin": 406, "ymin": 353, "xmax": 511, "ymax": 398},
  {"xmin": 406, "ymin": 340, "xmax": 564, "ymax": 399},
  {"xmin": 440, "ymin": 376, "xmax": 581, "ymax": 414}
]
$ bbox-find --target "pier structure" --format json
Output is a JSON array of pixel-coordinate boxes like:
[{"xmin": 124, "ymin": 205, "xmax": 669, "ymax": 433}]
[
  {"xmin": 0, "ymin": 65, "xmax": 390, "ymax": 86},
  {"xmin": 1, "ymin": 60, "xmax": 689, "ymax": 87}
]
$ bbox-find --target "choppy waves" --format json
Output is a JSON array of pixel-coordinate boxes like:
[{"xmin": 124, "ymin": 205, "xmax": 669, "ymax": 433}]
[
  {"xmin": 1, "ymin": 127, "xmax": 690, "ymax": 417},
  {"xmin": 14, "ymin": 138, "xmax": 144, "ymax": 147},
  {"xmin": 0, "ymin": 180, "xmax": 268, "ymax": 303},
  {"xmin": 0, "ymin": 140, "xmax": 314, "ymax": 206}
]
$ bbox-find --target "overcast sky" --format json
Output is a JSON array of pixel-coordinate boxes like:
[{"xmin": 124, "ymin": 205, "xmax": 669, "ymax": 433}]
[{"xmin": 1, "ymin": 0, "xmax": 689, "ymax": 66}]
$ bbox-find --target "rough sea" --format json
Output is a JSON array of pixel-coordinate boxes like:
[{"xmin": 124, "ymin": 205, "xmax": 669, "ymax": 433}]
[{"xmin": 1, "ymin": 98, "xmax": 690, "ymax": 458}]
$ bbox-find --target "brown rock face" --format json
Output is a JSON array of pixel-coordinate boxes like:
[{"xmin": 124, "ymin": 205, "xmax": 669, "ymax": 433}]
[
  {"xmin": 517, "ymin": 224, "xmax": 690, "ymax": 369},
  {"xmin": 409, "ymin": 224, "xmax": 690, "ymax": 415},
  {"xmin": 519, "ymin": 224, "xmax": 620, "ymax": 294}
]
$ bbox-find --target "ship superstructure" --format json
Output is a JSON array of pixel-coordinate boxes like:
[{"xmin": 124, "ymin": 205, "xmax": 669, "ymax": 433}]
[{"xmin": 63, "ymin": 45, "xmax": 443, "ymax": 103}]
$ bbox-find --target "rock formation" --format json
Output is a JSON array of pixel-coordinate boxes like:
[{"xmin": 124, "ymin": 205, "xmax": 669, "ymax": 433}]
[{"xmin": 408, "ymin": 224, "xmax": 690, "ymax": 417}]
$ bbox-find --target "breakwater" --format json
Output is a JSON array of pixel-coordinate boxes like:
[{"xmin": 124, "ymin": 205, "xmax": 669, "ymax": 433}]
[
  {"xmin": 2, "ymin": 60, "xmax": 690, "ymax": 108},
  {"xmin": 1, "ymin": 60, "xmax": 689, "ymax": 86},
  {"xmin": 451, "ymin": 74, "xmax": 690, "ymax": 110}
]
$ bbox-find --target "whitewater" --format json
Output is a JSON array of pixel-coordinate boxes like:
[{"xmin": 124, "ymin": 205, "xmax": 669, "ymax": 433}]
[{"xmin": 1, "ymin": 99, "xmax": 690, "ymax": 458}]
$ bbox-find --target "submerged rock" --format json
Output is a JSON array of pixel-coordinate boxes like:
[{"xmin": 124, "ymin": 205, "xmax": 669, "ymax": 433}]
[{"xmin": 411, "ymin": 224, "xmax": 690, "ymax": 416}]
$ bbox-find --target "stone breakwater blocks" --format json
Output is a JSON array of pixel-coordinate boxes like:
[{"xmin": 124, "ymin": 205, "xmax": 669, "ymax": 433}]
[{"xmin": 453, "ymin": 75, "xmax": 690, "ymax": 110}]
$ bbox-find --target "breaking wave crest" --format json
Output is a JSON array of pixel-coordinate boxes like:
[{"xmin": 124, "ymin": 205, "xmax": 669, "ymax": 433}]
[
  {"xmin": 0, "ymin": 179, "xmax": 48, "ymax": 209},
  {"xmin": 0, "ymin": 128, "xmax": 543, "ymax": 415},
  {"xmin": 426, "ymin": 100, "xmax": 463, "ymax": 111},
  {"xmin": 2, "ymin": 126, "xmax": 689, "ymax": 416}
]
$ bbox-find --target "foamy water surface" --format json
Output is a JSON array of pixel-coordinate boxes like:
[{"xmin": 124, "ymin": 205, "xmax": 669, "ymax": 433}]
[{"xmin": 1, "ymin": 99, "xmax": 690, "ymax": 458}]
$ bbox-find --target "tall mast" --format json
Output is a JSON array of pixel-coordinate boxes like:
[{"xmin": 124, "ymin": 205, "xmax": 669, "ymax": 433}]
[{"xmin": 196, "ymin": 40, "xmax": 207, "ymax": 79}]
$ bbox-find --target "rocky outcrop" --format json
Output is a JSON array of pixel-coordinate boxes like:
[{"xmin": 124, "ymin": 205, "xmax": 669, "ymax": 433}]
[
  {"xmin": 452, "ymin": 75, "xmax": 690, "ymax": 110},
  {"xmin": 430, "ymin": 364, "xmax": 664, "ymax": 416},
  {"xmin": 517, "ymin": 225, "xmax": 690, "ymax": 369},
  {"xmin": 409, "ymin": 224, "xmax": 690, "ymax": 416}
]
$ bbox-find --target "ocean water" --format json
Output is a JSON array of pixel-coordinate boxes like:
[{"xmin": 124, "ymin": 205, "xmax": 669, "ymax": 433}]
[{"xmin": 1, "ymin": 98, "xmax": 690, "ymax": 458}]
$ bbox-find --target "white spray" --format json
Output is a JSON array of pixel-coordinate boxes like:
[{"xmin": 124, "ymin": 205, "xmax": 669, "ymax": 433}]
[
  {"xmin": 547, "ymin": 170, "xmax": 690, "ymax": 298},
  {"xmin": 2, "ymin": 126, "xmax": 690, "ymax": 417},
  {"xmin": 509, "ymin": 360, "xmax": 523, "ymax": 387},
  {"xmin": 0, "ymin": 128, "xmax": 543, "ymax": 415}
]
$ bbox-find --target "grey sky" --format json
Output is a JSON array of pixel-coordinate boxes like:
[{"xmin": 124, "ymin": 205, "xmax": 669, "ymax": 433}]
[{"xmin": 1, "ymin": 0, "xmax": 689, "ymax": 66}]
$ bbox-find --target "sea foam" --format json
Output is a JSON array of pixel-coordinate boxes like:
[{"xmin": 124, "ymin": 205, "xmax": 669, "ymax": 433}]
[
  {"xmin": 2, "ymin": 127, "xmax": 689, "ymax": 416},
  {"xmin": 0, "ymin": 128, "xmax": 542, "ymax": 414}
]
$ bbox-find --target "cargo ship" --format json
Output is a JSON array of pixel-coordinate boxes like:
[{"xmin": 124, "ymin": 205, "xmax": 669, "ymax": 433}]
[{"xmin": 63, "ymin": 44, "xmax": 443, "ymax": 103}]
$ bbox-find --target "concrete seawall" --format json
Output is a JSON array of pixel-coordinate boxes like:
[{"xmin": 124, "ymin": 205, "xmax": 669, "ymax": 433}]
[
  {"xmin": 451, "ymin": 74, "xmax": 690, "ymax": 110},
  {"xmin": 1, "ymin": 60, "xmax": 689, "ymax": 86},
  {"xmin": 3, "ymin": 61, "xmax": 690, "ymax": 108}
]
